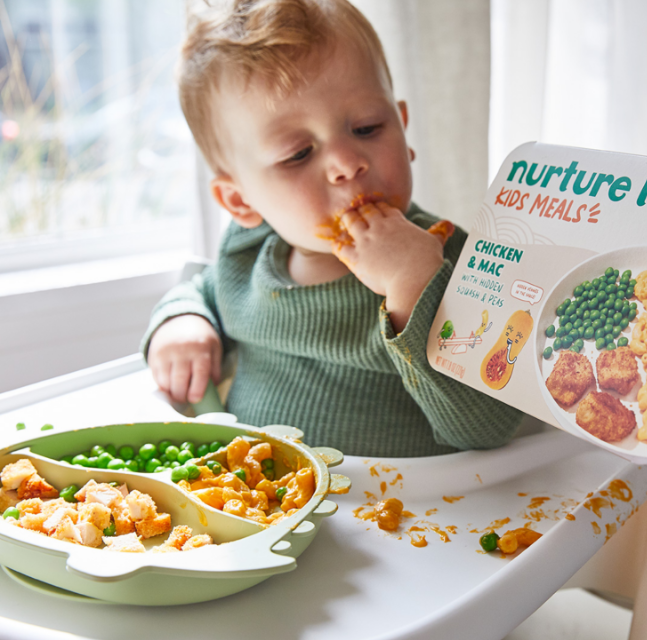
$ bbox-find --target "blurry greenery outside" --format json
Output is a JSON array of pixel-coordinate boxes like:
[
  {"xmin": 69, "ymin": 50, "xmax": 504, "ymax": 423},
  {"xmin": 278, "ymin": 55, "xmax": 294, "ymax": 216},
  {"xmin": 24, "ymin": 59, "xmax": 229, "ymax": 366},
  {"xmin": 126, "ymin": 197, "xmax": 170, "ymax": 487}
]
[{"xmin": 0, "ymin": 0, "xmax": 194, "ymax": 249}]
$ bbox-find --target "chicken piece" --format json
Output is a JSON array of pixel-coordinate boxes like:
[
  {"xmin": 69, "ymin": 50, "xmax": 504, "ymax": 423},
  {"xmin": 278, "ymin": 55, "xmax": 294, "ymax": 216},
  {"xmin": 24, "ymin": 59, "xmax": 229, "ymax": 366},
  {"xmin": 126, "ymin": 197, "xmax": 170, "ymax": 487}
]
[
  {"xmin": 576, "ymin": 391, "xmax": 636, "ymax": 442},
  {"xmin": 596, "ymin": 347, "xmax": 640, "ymax": 396},
  {"xmin": 19, "ymin": 512, "xmax": 49, "ymax": 533},
  {"xmin": 125, "ymin": 490, "xmax": 157, "ymax": 522},
  {"xmin": 74, "ymin": 521, "xmax": 104, "ymax": 548},
  {"xmin": 43, "ymin": 506, "xmax": 78, "ymax": 533},
  {"xmin": 17, "ymin": 473, "xmax": 59, "ymax": 500},
  {"xmin": 135, "ymin": 513, "xmax": 171, "ymax": 539},
  {"xmin": 40, "ymin": 498, "xmax": 69, "ymax": 517},
  {"xmin": 50, "ymin": 515, "xmax": 82, "ymax": 544},
  {"xmin": 546, "ymin": 351, "xmax": 595, "ymax": 408},
  {"xmin": 164, "ymin": 525, "xmax": 193, "ymax": 550},
  {"xmin": 150, "ymin": 544, "xmax": 180, "ymax": 554},
  {"xmin": 78, "ymin": 502, "xmax": 112, "ymax": 531},
  {"xmin": 15, "ymin": 497, "xmax": 42, "ymax": 516},
  {"xmin": 182, "ymin": 534, "xmax": 213, "ymax": 550},
  {"xmin": 103, "ymin": 532, "xmax": 146, "ymax": 553},
  {"xmin": 0, "ymin": 488, "xmax": 20, "ymax": 513},
  {"xmin": 81, "ymin": 482, "xmax": 123, "ymax": 509},
  {"xmin": 111, "ymin": 502, "xmax": 136, "ymax": 536},
  {"xmin": 1, "ymin": 459, "xmax": 38, "ymax": 491}
]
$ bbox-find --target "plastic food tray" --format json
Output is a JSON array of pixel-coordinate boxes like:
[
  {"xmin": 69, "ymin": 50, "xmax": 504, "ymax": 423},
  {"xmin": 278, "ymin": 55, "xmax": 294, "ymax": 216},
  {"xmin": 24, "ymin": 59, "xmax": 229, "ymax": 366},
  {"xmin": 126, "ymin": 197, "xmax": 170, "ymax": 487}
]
[{"xmin": 0, "ymin": 416, "xmax": 348, "ymax": 606}]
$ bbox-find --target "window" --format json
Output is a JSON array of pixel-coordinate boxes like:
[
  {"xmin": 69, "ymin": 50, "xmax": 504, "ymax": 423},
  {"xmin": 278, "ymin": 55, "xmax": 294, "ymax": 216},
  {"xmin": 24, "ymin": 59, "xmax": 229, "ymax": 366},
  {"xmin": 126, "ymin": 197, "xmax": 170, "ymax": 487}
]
[{"xmin": 0, "ymin": 0, "xmax": 194, "ymax": 272}]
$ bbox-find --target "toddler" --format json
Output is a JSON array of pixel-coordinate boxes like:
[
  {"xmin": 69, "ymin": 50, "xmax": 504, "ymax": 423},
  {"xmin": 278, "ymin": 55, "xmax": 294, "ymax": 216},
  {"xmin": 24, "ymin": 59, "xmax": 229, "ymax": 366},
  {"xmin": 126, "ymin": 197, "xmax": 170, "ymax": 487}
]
[{"xmin": 142, "ymin": 0, "xmax": 522, "ymax": 456}]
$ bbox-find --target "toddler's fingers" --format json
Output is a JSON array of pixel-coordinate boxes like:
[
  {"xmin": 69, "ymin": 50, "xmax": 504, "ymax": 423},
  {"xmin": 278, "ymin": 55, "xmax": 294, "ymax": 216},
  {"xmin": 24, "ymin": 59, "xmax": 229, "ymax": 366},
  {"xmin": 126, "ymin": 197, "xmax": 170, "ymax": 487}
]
[
  {"xmin": 187, "ymin": 355, "xmax": 211, "ymax": 404},
  {"xmin": 341, "ymin": 210, "xmax": 368, "ymax": 236},
  {"xmin": 374, "ymin": 201, "xmax": 402, "ymax": 217},
  {"xmin": 332, "ymin": 241, "xmax": 358, "ymax": 269},
  {"xmin": 357, "ymin": 202, "xmax": 383, "ymax": 218},
  {"xmin": 211, "ymin": 340, "xmax": 222, "ymax": 385},
  {"xmin": 169, "ymin": 360, "xmax": 192, "ymax": 404},
  {"xmin": 152, "ymin": 361, "xmax": 172, "ymax": 396}
]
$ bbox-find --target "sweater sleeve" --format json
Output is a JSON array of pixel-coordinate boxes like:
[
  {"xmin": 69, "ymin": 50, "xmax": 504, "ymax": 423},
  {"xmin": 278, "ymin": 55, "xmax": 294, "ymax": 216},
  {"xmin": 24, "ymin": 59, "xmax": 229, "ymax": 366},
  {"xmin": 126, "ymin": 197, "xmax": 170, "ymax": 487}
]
[
  {"xmin": 379, "ymin": 226, "xmax": 523, "ymax": 451},
  {"xmin": 139, "ymin": 266, "xmax": 228, "ymax": 360}
]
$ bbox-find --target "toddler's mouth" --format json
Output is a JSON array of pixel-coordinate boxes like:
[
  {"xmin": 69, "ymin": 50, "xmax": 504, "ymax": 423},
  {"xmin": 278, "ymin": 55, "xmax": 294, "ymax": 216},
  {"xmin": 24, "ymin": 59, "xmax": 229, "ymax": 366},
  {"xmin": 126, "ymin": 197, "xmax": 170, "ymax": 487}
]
[
  {"xmin": 345, "ymin": 191, "xmax": 384, "ymax": 212},
  {"xmin": 315, "ymin": 192, "xmax": 386, "ymax": 245}
]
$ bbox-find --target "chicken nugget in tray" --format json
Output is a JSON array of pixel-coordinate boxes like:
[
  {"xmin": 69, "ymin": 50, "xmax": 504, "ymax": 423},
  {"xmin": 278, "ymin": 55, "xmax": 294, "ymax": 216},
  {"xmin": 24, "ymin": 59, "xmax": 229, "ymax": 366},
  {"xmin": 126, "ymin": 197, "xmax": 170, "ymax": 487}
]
[
  {"xmin": 545, "ymin": 351, "xmax": 595, "ymax": 408},
  {"xmin": 596, "ymin": 347, "xmax": 640, "ymax": 396},
  {"xmin": 576, "ymin": 391, "xmax": 636, "ymax": 442}
]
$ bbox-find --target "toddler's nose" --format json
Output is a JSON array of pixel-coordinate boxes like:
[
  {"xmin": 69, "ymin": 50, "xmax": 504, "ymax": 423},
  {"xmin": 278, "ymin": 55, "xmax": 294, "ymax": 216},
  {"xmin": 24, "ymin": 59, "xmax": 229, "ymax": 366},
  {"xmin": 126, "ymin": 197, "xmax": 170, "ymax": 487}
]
[{"xmin": 326, "ymin": 146, "xmax": 368, "ymax": 184}]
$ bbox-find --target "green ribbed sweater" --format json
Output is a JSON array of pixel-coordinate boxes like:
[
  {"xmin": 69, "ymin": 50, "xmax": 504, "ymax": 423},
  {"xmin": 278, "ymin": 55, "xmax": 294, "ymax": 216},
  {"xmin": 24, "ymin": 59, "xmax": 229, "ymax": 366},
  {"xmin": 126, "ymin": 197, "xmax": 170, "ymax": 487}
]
[{"xmin": 142, "ymin": 203, "xmax": 521, "ymax": 457}]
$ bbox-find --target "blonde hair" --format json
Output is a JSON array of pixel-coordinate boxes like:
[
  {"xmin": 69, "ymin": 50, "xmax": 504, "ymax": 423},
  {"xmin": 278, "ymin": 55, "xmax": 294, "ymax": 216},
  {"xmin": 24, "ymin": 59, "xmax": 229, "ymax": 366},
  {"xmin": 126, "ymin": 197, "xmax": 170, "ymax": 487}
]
[{"xmin": 178, "ymin": 0, "xmax": 392, "ymax": 174}]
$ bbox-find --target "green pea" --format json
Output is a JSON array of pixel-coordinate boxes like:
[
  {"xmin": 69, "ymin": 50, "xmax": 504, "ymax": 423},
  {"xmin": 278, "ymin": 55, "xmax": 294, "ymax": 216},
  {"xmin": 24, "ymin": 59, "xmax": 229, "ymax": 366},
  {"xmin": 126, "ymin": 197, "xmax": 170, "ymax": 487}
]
[
  {"xmin": 97, "ymin": 452, "xmax": 114, "ymax": 468},
  {"xmin": 606, "ymin": 342, "xmax": 616, "ymax": 350},
  {"xmin": 170, "ymin": 461, "xmax": 181, "ymax": 469},
  {"xmin": 553, "ymin": 338, "xmax": 563, "ymax": 351},
  {"xmin": 125, "ymin": 459, "xmax": 139, "ymax": 472},
  {"xmin": 16, "ymin": 422, "xmax": 26, "ymax": 431},
  {"xmin": 622, "ymin": 270, "xmax": 631, "ymax": 280},
  {"xmin": 139, "ymin": 444, "xmax": 157, "ymax": 460},
  {"xmin": 171, "ymin": 466, "xmax": 189, "ymax": 483},
  {"xmin": 60, "ymin": 485, "xmax": 79, "ymax": 503},
  {"xmin": 592, "ymin": 278, "xmax": 601, "ymax": 289},
  {"xmin": 618, "ymin": 337, "xmax": 629, "ymax": 347},
  {"xmin": 107, "ymin": 458, "xmax": 125, "ymax": 470},
  {"xmin": 206, "ymin": 460, "xmax": 222, "ymax": 474},
  {"xmin": 570, "ymin": 344, "xmax": 581, "ymax": 353},
  {"xmin": 158, "ymin": 440, "xmax": 173, "ymax": 455},
  {"xmin": 180, "ymin": 442, "xmax": 195, "ymax": 454},
  {"xmin": 614, "ymin": 269, "xmax": 619, "ymax": 278},
  {"xmin": 3, "ymin": 507, "xmax": 20, "ymax": 520},
  {"xmin": 104, "ymin": 444, "xmax": 117, "ymax": 457},
  {"xmin": 565, "ymin": 322, "xmax": 573, "ymax": 332},
  {"xmin": 597, "ymin": 290, "xmax": 607, "ymax": 301},
  {"xmin": 573, "ymin": 318, "xmax": 583, "ymax": 329},
  {"xmin": 164, "ymin": 445, "xmax": 179, "ymax": 461},
  {"xmin": 86, "ymin": 456, "xmax": 99, "ymax": 468},
  {"xmin": 595, "ymin": 337, "xmax": 607, "ymax": 350},
  {"xmin": 145, "ymin": 458, "xmax": 162, "ymax": 473},
  {"xmin": 574, "ymin": 339, "xmax": 584, "ymax": 350},
  {"xmin": 589, "ymin": 310, "xmax": 600, "ymax": 321},
  {"xmin": 41, "ymin": 424, "xmax": 54, "ymax": 431},
  {"xmin": 612, "ymin": 326, "xmax": 622, "ymax": 338},
  {"xmin": 233, "ymin": 468, "xmax": 247, "ymax": 482},
  {"xmin": 545, "ymin": 324, "xmax": 556, "ymax": 338},
  {"xmin": 261, "ymin": 459, "xmax": 274, "ymax": 470},
  {"xmin": 154, "ymin": 466, "xmax": 167, "ymax": 473},
  {"xmin": 583, "ymin": 326, "xmax": 595, "ymax": 340},
  {"xmin": 72, "ymin": 454, "xmax": 89, "ymax": 467},
  {"xmin": 620, "ymin": 317, "xmax": 630, "ymax": 330},
  {"xmin": 119, "ymin": 446, "xmax": 134, "ymax": 460},
  {"xmin": 629, "ymin": 308, "xmax": 638, "ymax": 320},
  {"xmin": 561, "ymin": 336, "xmax": 573, "ymax": 349},
  {"xmin": 60, "ymin": 455, "xmax": 73, "ymax": 464},
  {"xmin": 263, "ymin": 469, "xmax": 276, "ymax": 481},
  {"xmin": 177, "ymin": 449, "xmax": 194, "ymax": 464},
  {"xmin": 159, "ymin": 454, "xmax": 169, "ymax": 464},
  {"xmin": 594, "ymin": 327, "xmax": 605, "ymax": 340},
  {"xmin": 209, "ymin": 441, "xmax": 224, "ymax": 453},
  {"xmin": 196, "ymin": 444, "xmax": 210, "ymax": 458},
  {"xmin": 543, "ymin": 347, "xmax": 553, "ymax": 359},
  {"xmin": 605, "ymin": 267, "xmax": 614, "ymax": 277},
  {"xmin": 605, "ymin": 333, "xmax": 615, "ymax": 344},
  {"xmin": 573, "ymin": 285, "xmax": 584, "ymax": 297},
  {"xmin": 275, "ymin": 487, "xmax": 287, "ymax": 501},
  {"xmin": 565, "ymin": 304, "xmax": 577, "ymax": 317},
  {"xmin": 103, "ymin": 522, "xmax": 116, "ymax": 537},
  {"xmin": 185, "ymin": 464, "xmax": 201, "ymax": 480},
  {"xmin": 556, "ymin": 326, "xmax": 567, "ymax": 338},
  {"xmin": 612, "ymin": 312, "xmax": 622, "ymax": 325}
]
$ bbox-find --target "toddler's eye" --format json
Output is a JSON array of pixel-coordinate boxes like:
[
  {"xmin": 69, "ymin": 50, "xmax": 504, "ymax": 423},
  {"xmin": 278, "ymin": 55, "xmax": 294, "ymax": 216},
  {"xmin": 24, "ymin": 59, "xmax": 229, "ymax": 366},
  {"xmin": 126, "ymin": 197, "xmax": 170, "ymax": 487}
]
[
  {"xmin": 283, "ymin": 146, "xmax": 312, "ymax": 164},
  {"xmin": 353, "ymin": 124, "xmax": 382, "ymax": 137}
]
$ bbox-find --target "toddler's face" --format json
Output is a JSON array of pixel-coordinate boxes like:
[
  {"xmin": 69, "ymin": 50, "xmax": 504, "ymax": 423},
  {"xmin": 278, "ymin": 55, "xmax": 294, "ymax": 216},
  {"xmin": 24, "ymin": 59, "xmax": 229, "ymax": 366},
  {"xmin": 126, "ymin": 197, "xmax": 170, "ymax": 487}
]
[{"xmin": 213, "ymin": 41, "xmax": 413, "ymax": 254}]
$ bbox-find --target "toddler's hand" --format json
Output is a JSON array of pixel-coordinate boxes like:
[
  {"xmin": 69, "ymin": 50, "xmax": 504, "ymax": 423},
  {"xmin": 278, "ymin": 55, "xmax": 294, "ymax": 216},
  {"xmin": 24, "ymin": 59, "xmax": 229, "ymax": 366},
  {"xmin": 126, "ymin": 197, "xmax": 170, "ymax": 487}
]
[
  {"xmin": 332, "ymin": 202, "xmax": 445, "ymax": 332},
  {"xmin": 147, "ymin": 314, "xmax": 222, "ymax": 404}
]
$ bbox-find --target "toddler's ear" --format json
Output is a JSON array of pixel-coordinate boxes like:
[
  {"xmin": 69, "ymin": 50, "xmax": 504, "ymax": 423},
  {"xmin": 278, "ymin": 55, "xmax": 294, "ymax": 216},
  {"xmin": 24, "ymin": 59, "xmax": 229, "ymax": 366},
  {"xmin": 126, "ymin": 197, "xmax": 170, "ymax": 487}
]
[{"xmin": 211, "ymin": 176, "xmax": 264, "ymax": 229}]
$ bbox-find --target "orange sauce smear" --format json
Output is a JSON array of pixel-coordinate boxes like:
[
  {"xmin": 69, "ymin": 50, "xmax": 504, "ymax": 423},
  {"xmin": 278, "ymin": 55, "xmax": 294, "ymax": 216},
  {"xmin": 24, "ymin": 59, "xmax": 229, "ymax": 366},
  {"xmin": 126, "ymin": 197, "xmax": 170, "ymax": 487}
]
[{"xmin": 443, "ymin": 496, "xmax": 465, "ymax": 504}]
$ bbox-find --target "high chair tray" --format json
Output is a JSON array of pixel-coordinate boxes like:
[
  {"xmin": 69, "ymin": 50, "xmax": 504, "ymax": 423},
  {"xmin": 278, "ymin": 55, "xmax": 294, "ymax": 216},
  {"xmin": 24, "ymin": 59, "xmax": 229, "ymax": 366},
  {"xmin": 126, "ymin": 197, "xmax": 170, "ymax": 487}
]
[{"xmin": 0, "ymin": 355, "xmax": 644, "ymax": 640}]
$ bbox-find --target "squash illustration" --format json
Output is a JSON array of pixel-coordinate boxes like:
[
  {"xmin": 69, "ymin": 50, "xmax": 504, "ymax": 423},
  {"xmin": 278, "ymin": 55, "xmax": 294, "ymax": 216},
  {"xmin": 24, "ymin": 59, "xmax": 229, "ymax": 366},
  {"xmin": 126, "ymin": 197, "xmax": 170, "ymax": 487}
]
[{"xmin": 480, "ymin": 310, "xmax": 534, "ymax": 390}]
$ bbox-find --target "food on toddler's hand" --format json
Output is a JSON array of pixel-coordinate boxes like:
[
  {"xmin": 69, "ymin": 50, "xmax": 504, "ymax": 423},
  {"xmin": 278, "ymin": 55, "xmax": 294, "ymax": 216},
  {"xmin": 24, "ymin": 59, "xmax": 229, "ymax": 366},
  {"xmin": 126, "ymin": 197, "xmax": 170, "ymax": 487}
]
[
  {"xmin": 576, "ymin": 391, "xmax": 636, "ymax": 442},
  {"xmin": 596, "ymin": 346, "xmax": 640, "ymax": 396},
  {"xmin": 427, "ymin": 220, "xmax": 455, "ymax": 246},
  {"xmin": 374, "ymin": 498, "xmax": 404, "ymax": 531},
  {"xmin": 545, "ymin": 351, "xmax": 596, "ymax": 408}
]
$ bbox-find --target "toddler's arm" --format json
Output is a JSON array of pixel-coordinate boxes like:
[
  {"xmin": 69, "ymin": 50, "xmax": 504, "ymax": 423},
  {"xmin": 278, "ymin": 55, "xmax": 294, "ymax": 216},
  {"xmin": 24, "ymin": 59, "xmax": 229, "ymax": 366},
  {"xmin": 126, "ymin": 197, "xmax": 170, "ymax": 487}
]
[
  {"xmin": 147, "ymin": 314, "xmax": 222, "ymax": 404},
  {"xmin": 332, "ymin": 202, "xmax": 444, "ymax": 332}
]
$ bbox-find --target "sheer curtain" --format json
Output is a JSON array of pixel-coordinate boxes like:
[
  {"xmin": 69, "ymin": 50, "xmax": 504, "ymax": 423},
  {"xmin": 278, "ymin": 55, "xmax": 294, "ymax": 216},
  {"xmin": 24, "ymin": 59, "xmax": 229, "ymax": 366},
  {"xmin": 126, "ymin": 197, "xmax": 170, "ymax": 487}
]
[
  {"xmin": 490, "ymin": 0, "xmax": 647, "ymax": 182},
  {"xmin": 194, "ymin": 0, "xmax": 493, "ymax": 257}
]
